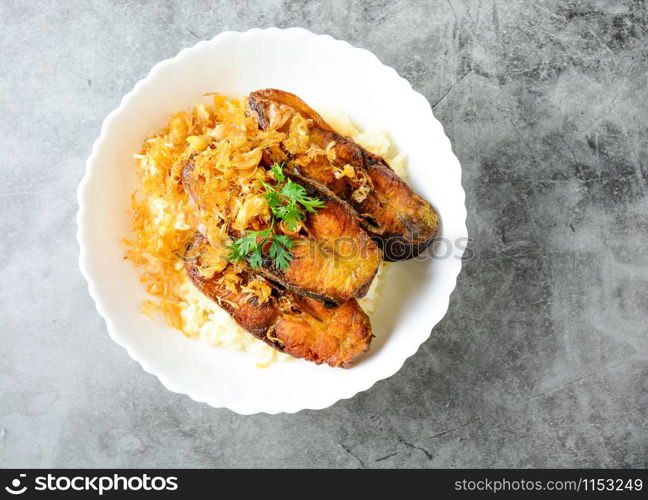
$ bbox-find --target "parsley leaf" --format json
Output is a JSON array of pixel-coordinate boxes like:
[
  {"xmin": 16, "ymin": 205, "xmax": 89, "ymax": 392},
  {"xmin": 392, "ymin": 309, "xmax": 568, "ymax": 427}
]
[
  {"xmin": 271, "ymin": 162, "xmax": 285, "ymax": 184},
  {"xmin": 261, "ymin": 180, "xmax": 282, "ymax": 209},
  {"xmin": 228, "ymin": 228, "xmax": 295, "ymax": 271},
  {"xmin": 247, "ymin": 250, "xmax": 264, "ymax": 269},
  {"xmin": 280, "ymin": 204, "xmax": 302, "ymax": 232},
  {"xmin": 227, "ymin": 229, "xmax": 271, "ymax": 269},
  {"xmin": 263, "ymin": 163, "xmax": 326, "ymax": 230},
  {"xmin": 280, "ymin": 180, "xmax": 325, "ymax": 214},
  {"xmin": 268, "ymin": 234, "xmax": 294, "ymax": 271}
]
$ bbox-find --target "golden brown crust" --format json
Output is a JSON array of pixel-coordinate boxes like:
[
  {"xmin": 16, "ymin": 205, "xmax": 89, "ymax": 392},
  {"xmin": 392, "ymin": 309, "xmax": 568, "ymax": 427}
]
[
  {"xmin": 247, "ymin": 88, "xmax": 440, "ymax": 261},
  {"xmin": 185, "ymin": 234, "xmax": 373, "ymax": 367},
  {"xmin": 184, "ymin": 235, "xmax": 278, "ymax": 338},
  {"xmin": 275, "ymin": 294, "xmax": 372, "ymax": 367}
]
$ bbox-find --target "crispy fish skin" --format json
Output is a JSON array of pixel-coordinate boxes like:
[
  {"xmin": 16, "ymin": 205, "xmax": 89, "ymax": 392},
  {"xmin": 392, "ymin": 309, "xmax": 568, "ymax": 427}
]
[
  {"xmin": 265, "ymin": 172, "xmax": 382, "ymax": 303},
  {"xmin": 184, "ymin": 235, "xmax": 278, "ymax": 338},
  {"xmin": 247, "ymin": 88, "xmax": 440, "ymax": 261},
  {"xmin": 181, "ymin": 159, "xmax": 382, "ymax": 305},
  {"xmin": 185, "ymin": 234, "xmax": 372, "ymax": 367}
]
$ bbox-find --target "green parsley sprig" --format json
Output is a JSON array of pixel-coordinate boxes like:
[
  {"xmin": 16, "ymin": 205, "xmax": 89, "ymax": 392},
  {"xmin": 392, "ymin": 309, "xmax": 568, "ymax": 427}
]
[
  {"xmin": 228, "ymin": 228, "xmax": 294, "ymax": 271},
  {"xmin": 227, "ymin": 163, "xmax": 325, "ymax": 271},
  {"xmin": 262, "ymin": 163, "xmax": 326, "ymax": 232}
]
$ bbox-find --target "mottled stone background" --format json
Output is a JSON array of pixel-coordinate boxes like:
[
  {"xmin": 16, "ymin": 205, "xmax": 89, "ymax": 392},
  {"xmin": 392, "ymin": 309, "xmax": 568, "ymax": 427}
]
[{"xmin": 1, "ymin": 0, "xmax": 647, "ymax": 468}]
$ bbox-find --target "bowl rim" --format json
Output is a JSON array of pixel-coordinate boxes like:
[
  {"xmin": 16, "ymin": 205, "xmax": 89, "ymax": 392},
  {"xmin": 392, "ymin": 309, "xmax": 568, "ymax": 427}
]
[{"xmin": 76, "ymin": 27, "xmax": 468, "ymax": 414}]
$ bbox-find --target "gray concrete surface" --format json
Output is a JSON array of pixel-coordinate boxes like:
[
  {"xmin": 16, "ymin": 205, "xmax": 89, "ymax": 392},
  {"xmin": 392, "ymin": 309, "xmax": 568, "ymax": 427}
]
[{"xmin": 1, "ymin": 0, "xmax": 647, "ymax": 468}]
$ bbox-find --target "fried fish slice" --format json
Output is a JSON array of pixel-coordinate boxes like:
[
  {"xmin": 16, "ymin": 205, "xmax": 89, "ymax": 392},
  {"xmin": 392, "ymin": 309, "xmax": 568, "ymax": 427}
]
[
  {"xmin": 185, "ymin": 234, "xmax": 373, "ymax": 367},
  {"xmin": 182, "ymin": 159, "xmax": 382, "ymax": 305},
  {"xmin": 247, "ymin": 88, "xmax": 440, "ymax": 261}
]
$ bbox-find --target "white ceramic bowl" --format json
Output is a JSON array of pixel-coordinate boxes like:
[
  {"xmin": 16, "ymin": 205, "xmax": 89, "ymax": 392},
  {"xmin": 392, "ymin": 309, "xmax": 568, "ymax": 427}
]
[{"xmin": 77, "ymin": 28, "xmax": 467, "ymax": 414}]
